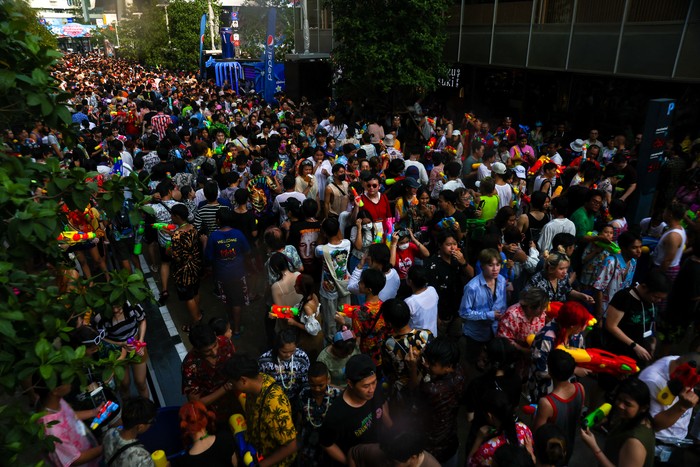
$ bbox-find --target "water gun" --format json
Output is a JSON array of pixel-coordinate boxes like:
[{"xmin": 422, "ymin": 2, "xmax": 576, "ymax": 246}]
[
  {"xmin": 657, "ymin": 360, "xmax": 700, "ymax": 405},
  {"xmin": 552, "ymin": 185, "xmax": 563, "ymax": 198},
  {"xmin": 587, "ymin": 232, "xmax": 621, "ymax": 254},
  {"xmin": 230, "ymin": 413, "xmax": 264, "ymax": 467},
  {"xmin": 471, "ymin": 163, "xmax": 481, "ymax": 170},
  {"xmin": 555, "ymin": 345, "xmax": 639, "ymax": 375},
  {"xmin": 112, "ymin": 156, "xmax": 123, "ymax": 176},
  {"xmin": 269, "ymin": 305, "xmax": 299, "ymax": 319},
  {"xmin": 528, "ymin": 155, "xmax": 550, "ymax": 175},
  {"xmin": 426, "ymin": 117, "xmax": 436, "ymax": 127},
  {"xmin": 439, "ymin": 171, "xmax": 447, "ymax": 182},
  {"xmin": 426, "ymin": 136, "xmax": 437, "ymax": 150},
  {"xmin": 151, "ymin": 450, "xmax": 167, "ymax": 467},
  {"xmin": 545, "ymin": 301, "xmax": 564, "ymax": 320},
  {"xmin": 133, "ymin": 221, "xmax": 145, "ymax": 255},
  {"xmin": 271, "ymin": 161, "xmax": 279, "ymax": 177},
  {"xmin": 338, "ymin": 303, "xmax": 361, "ymax": 320},
  {"xmin": 385, "ymin": 176, "xmax": 405, "ymax": 186},
  {"xmin": 465, "ymin": 112, "xmax": 477, "ymax": 124},
  {"xmin": 83, "ymin": 308, "xmax": 93, "ymax": 326},
  {"xmin": 57, "ymin": 231, "xmax": 96, "ymax": 243},
  {"xmin": 374, "ymin": 231, "xmax": 383, "ymax": 243},
  {"xmin": 581, "ymin": 403, "xmax": 611, "ymax": 428},
  {"xmin": 437, "ymin": 217, "xmax": 457, "ymax": 230},
  {"xmin": 681, "ymin": 210, "xmax": 699, "ymax": 228},
  {"xmin": 152, "ymin": 223, "xmax": 177, "ymax": 231},
  {"xmin": 582, "ymin": 143, "xmax": 589, "ymax": 161},
  {"xmin": 90, "ymin": 400, "xmax": 119, "ymax": 430},
  {"xmin": 126, "ymin": 337, "xmax": 147, "ymax": 352},
  {"xmin": 351, "ymin": 187, "xmax": 364, "ymax": 207},
  {"xmin": 445, "ymin": 146, "xmax": 457, "ymax": 157},
  {"xmin": 385, "ymin": 217, "xmax": 395, "ymax": 247},
  {"xmin": 522, "ymin": 404, "xmax": 538, "ymax": 415}
]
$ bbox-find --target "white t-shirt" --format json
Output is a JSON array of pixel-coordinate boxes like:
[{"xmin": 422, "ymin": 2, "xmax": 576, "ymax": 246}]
[
  {"xmin": 405, "ymin": 286, "xmax": 439, "ymax": 336},
  {"xmin": 404, "ymin": 160, "xmax": 429, "ymax": 186},
  {"xmin": 315, "ymin": 239, "xmax": 352, "ymax": 299},
  {"xmin": 273, "ymin": 191, "xmax": 306, "ymax": 225},
  {"xmin": 537, "ymin": 218, "xmax": 577, "ymax": 252},
  {"xmin": 494, "ymin": 183, "xmax": 513, "ymax": 210},
  {"xmin": 639, "ymin": 356, "xmax": 692, "ymax": 440},
  {"xmin": 477, "ymin": 163, "xmax": 491, "ymax": 181}
]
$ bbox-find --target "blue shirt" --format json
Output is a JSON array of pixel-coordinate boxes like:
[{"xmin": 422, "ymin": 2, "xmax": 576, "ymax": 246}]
[
  {"xmin": 205, "ymin": 228, "xmax": 250, "ymax": 280},
  {"xmin": 459, "ymin": 273, "xmax": 507, "ymax": 342}
]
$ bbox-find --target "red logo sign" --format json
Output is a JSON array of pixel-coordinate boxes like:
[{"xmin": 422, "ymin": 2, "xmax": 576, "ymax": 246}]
[{"xmin": 267, "ymin": 35, "xmax": 274, "ymax": 46}]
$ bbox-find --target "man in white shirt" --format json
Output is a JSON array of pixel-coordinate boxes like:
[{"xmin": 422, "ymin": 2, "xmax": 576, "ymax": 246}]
[
  {"xmin": 492, "ymin": 162, "xmax": 513, "ymax": 210},
  {"xmin": 639, "ymin": 354, "xmax": 699, "ymax": 442},
  {"xmin": 584, "ymin": 129, "xmax": 604, "ymax": 150},
  {"xmin": 273, "ymin": 175, "xmax": 306, "ymax": 225},
  {"xmin": 348, "ymin": 244, "xmax": 400, "ymax": 302},
  {"xmin": 403, "ymin": 146, "xmax": 429, "ymax": 186},
  {"xmin": 538, "ymin": 196, "xmax": 576, "ymax": 252},
  {"xmin": 404, "ymin": 265, "xmax": 439, "ymax": 336}
]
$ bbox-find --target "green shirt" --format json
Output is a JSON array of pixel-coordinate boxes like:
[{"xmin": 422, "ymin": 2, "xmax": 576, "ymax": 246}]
[
  {"xmin": 479, "ymin": 194, "xmax": 499, "ymax": 221},
  {"xmin": 570, "ymin": 206, "xmax": 595, "ymax": 238}
]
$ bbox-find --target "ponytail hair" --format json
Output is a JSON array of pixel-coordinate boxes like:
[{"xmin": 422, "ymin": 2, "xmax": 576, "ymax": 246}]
[
  {"xmin": 534, "ymin": 423, "xmax": 567, "ymax": 465},
  {"xmin": 482, "ymin": 390, "xmax": 518, "ymax": 446}
]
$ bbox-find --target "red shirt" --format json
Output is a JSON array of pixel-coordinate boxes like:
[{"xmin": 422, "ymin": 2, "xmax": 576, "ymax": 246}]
[
  {"xmin": 395, "ymin": 242, "xmax": 419, "ymax": 279},
  {"xmin": 361, "ymin": 193, "xmax": 392, "ymax": 222}
]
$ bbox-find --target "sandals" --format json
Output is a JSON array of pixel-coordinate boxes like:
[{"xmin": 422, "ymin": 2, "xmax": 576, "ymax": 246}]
[
  {"xmin": 181, "ymin": 311, "xmax": 204, "ymax": 334},
  {"xmin": 158, "ymin": 290, "xmax": 169, "ymax": 305}
]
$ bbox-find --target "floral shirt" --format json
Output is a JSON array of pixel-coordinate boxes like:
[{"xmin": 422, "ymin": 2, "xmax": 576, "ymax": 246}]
[
  {"xmin": 352, "ymin": 300, "xmax": 387, "ymax": 367},
  {"xmin": 592, "ymin": 254, "xmax": 637, "ymax": 314},
  {"xmin": 258, "ymin": 348, "xmax": 310, "ymax": 408},
  {"xmin": 181, "ymin": 336, "xmax": 237, "ymax": 421},
  {"xmin": 496, "ymin": 303, "xmax": 546, "ymax": 346},
  {"xmin": 528, "ymin": 321, "xmax": 584, "ymax": 401},
  {"xmin": 246, "ymin": 374, "xmax": 297, "ymax": 467},
  {"xmin": 526, "ymin": 271, "xmax": 572, "ymax": 302},
  {"xmin": 103, "ymin": 428, "xmax": 153, "ymax": 467},
  {"xmin": 297, "ymin": 385, "xmax": 342, "ymax": 467},
  {"xmin": 171, "ymin": 227, "xmax": 201, "ymax": 287},
  {"xmin": 467, "ymin": 422, "xmax": 533, "ymax": 467},
  {"xmin": 383, "ymin": 329, "xmax": 433, "ymax": 396},
  {"xmin": 580, "ymin": 244, "xmax": 610, "ymax": 287}
]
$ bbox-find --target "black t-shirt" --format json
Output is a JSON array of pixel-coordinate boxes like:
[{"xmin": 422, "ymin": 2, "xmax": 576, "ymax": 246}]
[
  {"xmin": 231, "ymin": 210, "xmax": 258, "ymax": 244},
  {"xmin": 172, "ymin": 430, "xmax": 236, "ymax": 467},
  {"xmin": 319, "ymin": 389, "xmax": 385, "ymax": 458},
  {"xmin": 423, "ymin": 255, "xmax": 466, "ymax": 320},
  {"xmin": 464, "ymin": 372, "xmax": 522, "ymax": 442},
  {"xmin": 667, "ymin": 258, "xmax": 700, "ymax": 326},
  {"xmin": 602, "ymin": 287, "xmax": 654, "ymax": 361},
  {"xmin": 617, "ymin": 164, "xmax": 638, "ymax": 192}
]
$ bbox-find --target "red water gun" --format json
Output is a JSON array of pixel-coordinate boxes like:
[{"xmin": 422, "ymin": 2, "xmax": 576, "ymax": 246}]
[
  {"xmin": 545, "ymin": 301, "xmax": 564, "ymax": 320},
  {"xmin": 426, "ymin": 137, "xmax": 437, "ymax": 150},
  {"xmin": 556, "ymin": 346, "xmax": 639, "ymax": 376},
  {"xmin": 338, "ymin": 304, "xmax": 361, "ymax": 320},
  {"xmin": 351, "ymin": 187, "xmax": 364, "ymax": 207},
  {"xmin": 269, "ymin": 305, "xmax": 299, "ymax": 319},
  {"xmin": 152, "ymin": 223, "xmax": 177, "ymax": 231},
  {"xmin": 126, "ymin": 337, "xmax": 147, "ymax": 353},
  {"xmin": 657, "ymin": 360, "xmax": 700, "ymax": 405}
]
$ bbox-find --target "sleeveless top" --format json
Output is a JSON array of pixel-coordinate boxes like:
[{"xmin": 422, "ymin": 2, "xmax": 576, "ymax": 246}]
[
  {"xmin": 526, "ymin": 211, "xmax": 551, "ymax": 244},
  {"xmin": 652, "ymin": 227, "xmax": 686, "ymax": 268},
  {"xmin": 544, "ymin": 382, "xmax": 584, "ymax": 462},
  {"xmin": 604, "ymin": 422, "xmax": 655, "ymax": 467}
]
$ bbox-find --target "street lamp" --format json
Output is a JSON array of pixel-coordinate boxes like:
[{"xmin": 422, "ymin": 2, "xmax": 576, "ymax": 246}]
[{"xmin": 156, "ymin": 3, "xmax": 171, "ymax": 46}]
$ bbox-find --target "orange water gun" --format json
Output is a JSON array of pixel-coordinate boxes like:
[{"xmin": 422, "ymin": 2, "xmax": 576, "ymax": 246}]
[
  {"xmin": 385, "ymin": 176, "xmax": 405, "ymax": 186},
  {"xmin": 57, "ymin": 231, "xmax": 96, "ymax": 243},
  {"xmin": 556, "ymin": 345, "xmax": 639, "ymax": 375},
  {"xmin": 426, "ymin": 137, "xmax": 437, "ymax": 149},
  {"xmin": 338, "ymin": 304, "xmax": 361, "ymax": 320},
  {"xmin": 351, "ymin": 187, "xmax": 364, "ymax": 207}
]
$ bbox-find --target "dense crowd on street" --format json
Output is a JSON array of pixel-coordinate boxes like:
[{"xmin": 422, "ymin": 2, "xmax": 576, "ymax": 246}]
[{"xmin": 9, "ymin": 51, "xmax": 700, "ymax": 466}]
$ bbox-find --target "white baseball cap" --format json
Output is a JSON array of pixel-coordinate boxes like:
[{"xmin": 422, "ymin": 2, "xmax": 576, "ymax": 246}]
[{"xmin": 492, "ymin": 162, "xmax": 507, "ymax": 175}]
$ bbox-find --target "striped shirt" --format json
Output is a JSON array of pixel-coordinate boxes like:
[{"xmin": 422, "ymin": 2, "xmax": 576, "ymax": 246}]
[
  {"xmin": 93, "ymin": 303, "xmax": 145, "ymax": 342},
  {"xmin": 151, "ymin": 112, "xmax": 171, "ymax": 140},
  {"xmin": 194, "ymin": 203, "xmax": 228, "ymax": 235}
]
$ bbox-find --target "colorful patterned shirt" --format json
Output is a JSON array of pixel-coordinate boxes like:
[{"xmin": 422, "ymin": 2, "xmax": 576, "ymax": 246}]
[
  {"xmin": 258, "ymin": 348, "xmax": 310, "ymax": 408},
  {"xmin": 171, "ymin": 227, "xmax": 201, "ymax": 287},
  {"xmin": 467, "ymin": 422, "xmax": 533, "ymax": 466},
  {"xmin": 383, "ymin": 329, "xmax": 434, "ymax": 396},
  {"xmin": 297, "ymin": 385, "xmax": 342, "ymax": 467},
  {"xmin": 496, "ymin": 303, "xmax": 546, "ymax": 347},
  {"xmin": 181, "ymin": 336, "xmax": 237, "ymax": 421},
  {"xmin": 246, "ymin": 374, "xmax": 297, "ymax": 467},
  {"xmin": 352, "ymin": 300, "xmax": 387, "ymax": 367},
  {"xmin": 592, "ymin": 254, "xmax": 637, "ymax": 314}
]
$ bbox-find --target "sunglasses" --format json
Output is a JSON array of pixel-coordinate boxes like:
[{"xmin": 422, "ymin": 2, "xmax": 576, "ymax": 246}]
[
  {"xmin": 81, "ymin": 328, "xmax": 106, "ymax": 345},
  {"xmin": 367, "ymin": 183, "xmax": 379, "ymax": 188}
]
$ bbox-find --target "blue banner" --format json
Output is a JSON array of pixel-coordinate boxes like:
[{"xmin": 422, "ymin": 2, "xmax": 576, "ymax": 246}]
[
  {"xmin": 199, "ymin": 14, "xmax": 207, "ymax": 79},
  {"xmin": 263, "ymin": 8, "xmax": 277, "ymax": 103}
]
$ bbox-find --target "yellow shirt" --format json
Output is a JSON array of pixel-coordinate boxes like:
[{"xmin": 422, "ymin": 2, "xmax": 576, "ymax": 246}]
[{"xmin": 246, "ymin": 374, "xmax": 297, "ymax": 466}]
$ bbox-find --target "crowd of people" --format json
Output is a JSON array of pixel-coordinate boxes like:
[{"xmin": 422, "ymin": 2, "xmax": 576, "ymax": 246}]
[{"xmin": 12, "ymin": 51, "xmax": 700, "ymax": 466}]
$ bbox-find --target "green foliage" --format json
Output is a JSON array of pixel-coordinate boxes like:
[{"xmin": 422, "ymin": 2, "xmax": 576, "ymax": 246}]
[
  {"xmin": 328, "ymin": 0, "xmax": 450, "ymax": 108},
  {"xmin": 238, "ymin": 2, "xmax": 295, "ymax": 60},
  {"xmin": 118, "ymin": 0, "xmax": 221, "ymax": 71},
  {"xmin": 0, "ymin": 0, "xmax": 67, "ymax": 131},
  {"xmin": 0, "ymin": 3, "xmax": 153, "ymax": 463}
]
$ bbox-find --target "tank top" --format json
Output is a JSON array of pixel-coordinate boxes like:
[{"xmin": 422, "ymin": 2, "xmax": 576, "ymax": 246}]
[
  {"xmin": 652, "ymin": 227, "xmax": 686, "ymax": 268},
  {"xmin": 544, "ymin": 382, "xmax": 584, "ymax": 462},
  {"xmin": 526, "ymin": 211, "xmax": 551, "ymax": 244}
]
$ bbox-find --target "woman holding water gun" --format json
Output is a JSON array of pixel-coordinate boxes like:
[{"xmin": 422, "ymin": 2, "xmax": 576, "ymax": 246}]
[
  {"xmin": 93, "ymin": 302, "xmax": 150, "ymax": 399},
  {"xmin": 580, "ymin": 378, "xmax": 655, "ymax": 467}
]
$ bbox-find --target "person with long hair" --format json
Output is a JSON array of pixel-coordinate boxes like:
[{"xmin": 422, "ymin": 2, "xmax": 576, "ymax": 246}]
[
  {"xmin": 288, "ymin": 274, "xmax": 324, "ymax": 360},
  {"xmin": 174, "ymin": 401, "xmax": 236, "ymax": 466},
  {"xmin": 268, "ymin": 252, "xmax": 303, "ymax": 334},
  {"xmin": 467, "ymin": 389, "xmax": 534, "ymax": 466},
  {"xmin": 170, "ymin": 203, "xmax": 203, "ymax": 333},
  {"xmin": 528, "ymin": 301, "xmax": 593, "ymax": 401},
  {"xmin": 580, "ymin": 378, "xmax": 655, "ymax": 467}
]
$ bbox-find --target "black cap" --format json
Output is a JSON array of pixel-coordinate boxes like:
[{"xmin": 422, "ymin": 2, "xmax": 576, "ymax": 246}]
[
  {"xmin": 345, "ymin": 354, "xmax": 376, "ymax": 382},
  {"xmin": 316, "ymin": 128, "xmax": 328, "ymax": 137},
  {"xmin": 280, "ymin": 197, "xmax": 302, "ymax": 209}
]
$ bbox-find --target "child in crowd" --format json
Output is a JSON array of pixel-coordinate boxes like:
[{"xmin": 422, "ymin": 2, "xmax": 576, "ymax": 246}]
[{"xmin": 316, "ymin": 327, "xmax": 359, "ymax": 388}]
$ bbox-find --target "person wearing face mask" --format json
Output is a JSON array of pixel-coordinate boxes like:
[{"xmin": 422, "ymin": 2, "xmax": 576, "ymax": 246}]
[
  {"xmin": 349, "ymin": 208, "xmax": 375, "ymax": 275},
  {"xmin": 324, "ymin": 163, "xmax": 350, "ymax": 218},
  {"xmin": 389, "ymin": 229, "xmax": 430, "ymax": 299}
]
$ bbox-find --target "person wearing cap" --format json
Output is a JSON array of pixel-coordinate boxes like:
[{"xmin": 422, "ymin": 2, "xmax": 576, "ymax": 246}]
[
  {"xmin": 382, "ymin": 134, "xmax": 403, "ymax": 160},
  {"xmin": 404, "ymin": 145, "xmax": 429, "ymax": 186},
  {"xmin": 274, "ymin": 175, "xmax": 306, "ymax": 226},
  {"xmin": 317, "ymin": 327, "xmax": 360, "ymax": 388},
  {"xmin": 492, "ymin": 162, "xmax": 513, "ymax": 210},
  {"xmin": 319, "ymin": 354, "xmax": 392, "ymax": 465}
]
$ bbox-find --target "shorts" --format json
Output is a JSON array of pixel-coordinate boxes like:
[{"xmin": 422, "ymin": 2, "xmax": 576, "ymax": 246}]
[
  {"xmin": 66, "ymin": 241, "xmax": 96, "ymax": 253},
  {"xmin": 112, "ymin": 237, "xmax": 135, "ymax": 262},
  {"xmin": 221, "ymin": 277, "xmax": 248, "ymax": 307},
  {"xmin": 159, "ymin": 245, "xmax": 172, "ymax": 263},
  {"xmin": 176, "ymin": 281, "xmax": 200, "ymax": 301}
]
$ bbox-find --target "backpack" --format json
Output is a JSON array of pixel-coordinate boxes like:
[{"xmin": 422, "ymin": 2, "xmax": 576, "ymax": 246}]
[{"xmin": 112, "ymin": 200, "xmax": 135, "ymax": 240}]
